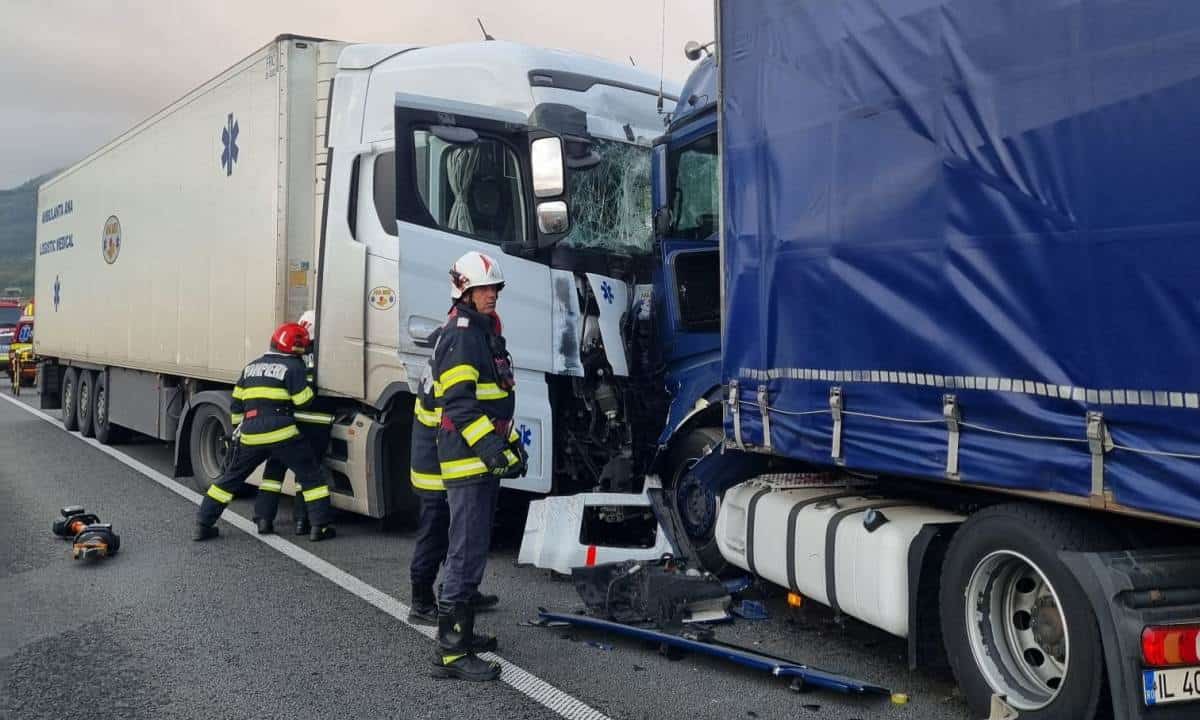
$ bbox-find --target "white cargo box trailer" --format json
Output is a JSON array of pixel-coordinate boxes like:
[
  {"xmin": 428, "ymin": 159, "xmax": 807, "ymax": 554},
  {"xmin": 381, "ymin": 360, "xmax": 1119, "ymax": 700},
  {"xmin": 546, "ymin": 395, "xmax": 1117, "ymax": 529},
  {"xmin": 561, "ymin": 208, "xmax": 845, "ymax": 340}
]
[{"xmin": 35, "ymin": 36, "xmax": 340, "ymax": 383}]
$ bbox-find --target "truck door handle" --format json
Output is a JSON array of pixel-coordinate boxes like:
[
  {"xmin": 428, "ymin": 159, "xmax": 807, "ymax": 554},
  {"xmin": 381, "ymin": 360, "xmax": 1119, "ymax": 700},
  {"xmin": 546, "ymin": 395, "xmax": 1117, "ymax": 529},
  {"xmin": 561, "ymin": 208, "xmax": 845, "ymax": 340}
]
[{"xmin": 408, "ymin": 316, "xmax": 441, "ymax": 348}]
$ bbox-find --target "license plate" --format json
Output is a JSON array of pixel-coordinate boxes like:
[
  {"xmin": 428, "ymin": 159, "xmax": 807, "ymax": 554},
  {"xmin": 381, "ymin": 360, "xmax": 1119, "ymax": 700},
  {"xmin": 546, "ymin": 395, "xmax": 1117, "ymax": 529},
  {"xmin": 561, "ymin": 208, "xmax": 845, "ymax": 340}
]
[{"xmin": 1144, "ymin": 667, "xmax": 1200, "ymax": 705}]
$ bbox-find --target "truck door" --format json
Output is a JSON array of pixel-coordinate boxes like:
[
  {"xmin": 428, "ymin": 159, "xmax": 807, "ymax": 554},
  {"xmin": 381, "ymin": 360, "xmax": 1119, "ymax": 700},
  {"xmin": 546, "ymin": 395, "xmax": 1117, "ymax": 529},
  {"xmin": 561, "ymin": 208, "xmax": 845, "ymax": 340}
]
[{"xmin": 391, "ymin": 94, "xmax": 571, "ymax": 494}]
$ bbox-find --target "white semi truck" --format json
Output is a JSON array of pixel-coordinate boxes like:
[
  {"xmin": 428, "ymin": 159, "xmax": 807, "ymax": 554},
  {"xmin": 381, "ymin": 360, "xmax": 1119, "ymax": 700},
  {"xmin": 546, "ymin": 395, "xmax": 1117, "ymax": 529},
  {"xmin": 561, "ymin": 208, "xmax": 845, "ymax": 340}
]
[{"xmin": 34, "ymin": 35, "xmax": 679, "ymax": 520}]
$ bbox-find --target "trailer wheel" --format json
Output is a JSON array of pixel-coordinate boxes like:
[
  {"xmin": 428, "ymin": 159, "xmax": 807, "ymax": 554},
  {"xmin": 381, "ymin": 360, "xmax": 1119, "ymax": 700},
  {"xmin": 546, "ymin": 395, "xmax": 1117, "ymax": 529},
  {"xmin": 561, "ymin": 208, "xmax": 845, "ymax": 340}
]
[
  {"xmin": 940, "ymin": 504, "xmax": 1113, "ymax": 719},
  {"xmin": 60, "ymin": 367, "xmax": 80, "ymax": 431},
  {"xmin": 188, "ymin": 404, "xmax": 232, "ymax": 493},
  {"xmin": 667, "ymin": 426, "xmax": 730, "ymax": 573},
  {"xmin": 92, "ymin": 371, "xmax": 128, "ymax": 445},
  {"xmin": 76, "ymin": 370, "xmax": 97, "ymax": 437}
]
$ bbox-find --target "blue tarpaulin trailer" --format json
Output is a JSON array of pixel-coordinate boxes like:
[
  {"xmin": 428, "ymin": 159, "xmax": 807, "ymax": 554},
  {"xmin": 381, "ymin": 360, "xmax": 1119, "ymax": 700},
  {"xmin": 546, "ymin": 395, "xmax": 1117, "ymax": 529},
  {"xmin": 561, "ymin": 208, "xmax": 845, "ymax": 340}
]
[{"xmin": 720, "ymin": 0, "xmax": 1200, "ymax": 525}]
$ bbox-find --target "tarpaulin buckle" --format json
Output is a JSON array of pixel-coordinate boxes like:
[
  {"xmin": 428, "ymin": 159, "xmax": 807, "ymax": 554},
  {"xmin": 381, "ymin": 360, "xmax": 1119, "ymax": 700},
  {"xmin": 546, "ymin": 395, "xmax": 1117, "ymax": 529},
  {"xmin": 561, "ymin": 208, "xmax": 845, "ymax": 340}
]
[
  {"xmin": 829, "ymin": 386, "xmax": 844, "ymax": 465},
  {"xmin": 757, "ymin": 385, "xmax": 771, "ymax": 451},
  {"xmin": 1086, "ymin": 412, "xmax": 1112, "ymax": 506},
  {"xmin": 943, "ymin": 394, "xmax": 961, "ymax": 480},
  {"xmin": 729, "ymin": 380, "xmax": 744, "ymax": 450}
]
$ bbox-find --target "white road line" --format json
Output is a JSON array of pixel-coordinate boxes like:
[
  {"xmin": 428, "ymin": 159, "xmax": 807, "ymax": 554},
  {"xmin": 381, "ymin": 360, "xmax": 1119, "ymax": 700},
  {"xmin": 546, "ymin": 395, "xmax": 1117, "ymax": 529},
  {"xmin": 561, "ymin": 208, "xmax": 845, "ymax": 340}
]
[{"xmin": 0, "ymin": 392, "xmax": 611, "ymax": 720}]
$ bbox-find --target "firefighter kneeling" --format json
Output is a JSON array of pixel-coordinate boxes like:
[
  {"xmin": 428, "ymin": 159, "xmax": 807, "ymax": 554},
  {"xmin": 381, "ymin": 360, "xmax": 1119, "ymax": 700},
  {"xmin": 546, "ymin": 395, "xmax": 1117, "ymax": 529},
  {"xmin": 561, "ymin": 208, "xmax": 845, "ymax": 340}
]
[
  {"xmin": 194, "ymin": 321, "xmax": 336, "ymax": 542},
  {"xmin": 431, "ymin": 251, "xmax": 527, "ymax": 681}
]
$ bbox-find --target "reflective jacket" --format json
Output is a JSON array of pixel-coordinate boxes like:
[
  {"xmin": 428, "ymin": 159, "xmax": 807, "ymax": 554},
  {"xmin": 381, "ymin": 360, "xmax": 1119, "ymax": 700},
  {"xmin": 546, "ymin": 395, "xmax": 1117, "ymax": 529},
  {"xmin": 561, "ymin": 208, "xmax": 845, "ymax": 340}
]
[
  {"xmin": 431, "ymin": 304, "xmax": 519, "ymax": 485},
  {"xmin": 410, "ymin": 328, "xmax": 444, "ymax": 492},
  {"xmin": 230, "ymin": 351, "xmax": 314, "ymax": 446}
]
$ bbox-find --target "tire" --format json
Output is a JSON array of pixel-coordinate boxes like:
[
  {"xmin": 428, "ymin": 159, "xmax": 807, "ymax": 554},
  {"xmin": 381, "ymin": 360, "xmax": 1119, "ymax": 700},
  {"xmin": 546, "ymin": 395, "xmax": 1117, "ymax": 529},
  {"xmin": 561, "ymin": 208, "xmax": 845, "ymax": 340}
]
[
  {"xmin": 92, "ymin": 371, "xmax": 128, "ymax": 445},
  {"xmin": 61, "ymin": 367, "xmax": 80, "ymax": 431},
  {"xmin": 666, "ymin": 426, "xmax": 730, "ymax": 573},
  {"xmin": 378, "ymin": 410, "xmax": 418, "ymax": 532},
  {"xmin": 188, "ymin": 404, "xmax": 232, "ymax": 493},
  {"xmin": 939, "ymin": 503, "xmax": 1115, "ymax": 719},
  {"xmin": 77, "ymin": 370, "xmax": 97, "ymax": 438}
]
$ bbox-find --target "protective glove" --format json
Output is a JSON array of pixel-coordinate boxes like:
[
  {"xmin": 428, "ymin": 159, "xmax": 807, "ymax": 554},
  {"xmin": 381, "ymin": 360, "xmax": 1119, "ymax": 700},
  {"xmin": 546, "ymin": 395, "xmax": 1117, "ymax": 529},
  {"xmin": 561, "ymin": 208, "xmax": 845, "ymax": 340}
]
[
  {"xmin": 501, "ymin": 441, "xmax": 529, "ymax": 479},
  {"xmin": 482, "ymin": 446, "xmax": 519, "ymax": 477}
]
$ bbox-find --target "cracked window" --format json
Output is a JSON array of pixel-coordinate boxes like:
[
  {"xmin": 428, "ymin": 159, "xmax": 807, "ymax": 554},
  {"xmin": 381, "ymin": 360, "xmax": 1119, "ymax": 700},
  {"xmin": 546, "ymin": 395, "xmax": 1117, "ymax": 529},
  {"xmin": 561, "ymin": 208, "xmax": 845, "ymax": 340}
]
[{"xmin": 561, "ymin": 140, "xmax": 653, "ymax": 255}]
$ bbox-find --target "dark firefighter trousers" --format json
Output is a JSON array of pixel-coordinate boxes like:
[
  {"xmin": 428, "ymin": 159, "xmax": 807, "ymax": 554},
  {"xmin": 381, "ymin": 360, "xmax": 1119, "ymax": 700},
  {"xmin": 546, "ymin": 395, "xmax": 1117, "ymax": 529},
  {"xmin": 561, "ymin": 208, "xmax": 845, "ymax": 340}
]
[
  {"xmin": 440, "ymin": 478, "xmax": 500, "ymax": 604},
  {"xmin": 253, "ymin": 422, "xmax": 332, "ymax": 525},
  {"xmin": 411, "ymin": 489, "xmax": 451, "ymax": 590},
  {"xmin": 197, "ymin": 436, "xmax": 332, "ymax": 528}
]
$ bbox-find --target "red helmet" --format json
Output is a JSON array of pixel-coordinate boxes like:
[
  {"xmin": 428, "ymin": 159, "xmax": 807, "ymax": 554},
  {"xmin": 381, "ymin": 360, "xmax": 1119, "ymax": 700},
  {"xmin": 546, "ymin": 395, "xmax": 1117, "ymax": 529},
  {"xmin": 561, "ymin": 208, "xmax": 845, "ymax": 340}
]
[{"xmin": 271, "ymin": 322, "xmax": 311, "ymax": 354}]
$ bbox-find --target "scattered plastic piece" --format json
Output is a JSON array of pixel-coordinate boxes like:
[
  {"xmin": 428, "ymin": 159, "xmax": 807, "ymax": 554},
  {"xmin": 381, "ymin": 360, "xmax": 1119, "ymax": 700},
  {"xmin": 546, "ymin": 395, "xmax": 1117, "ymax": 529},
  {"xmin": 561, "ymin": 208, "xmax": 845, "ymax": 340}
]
[
  {"xmin": 731, "ymin": 599, "xmax": 769, "ymax": 620},
  {"xmin": 585, "ymin": 640, "xmax": 614, "ymax": 651},
  {"xmin": 891, "ymin": 693, "xmax": 909, "ymax": 705},
  {"xmin": 723, "ymin": 576, "xmax": 753, "ymax": 594}
]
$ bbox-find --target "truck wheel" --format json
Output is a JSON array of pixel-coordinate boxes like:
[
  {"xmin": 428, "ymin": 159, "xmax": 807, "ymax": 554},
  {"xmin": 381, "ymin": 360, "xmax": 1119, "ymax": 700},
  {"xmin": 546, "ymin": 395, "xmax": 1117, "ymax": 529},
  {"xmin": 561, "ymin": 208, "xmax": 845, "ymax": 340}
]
[
  {"xmin": 61, "ymin": 368, "xmax": 80, "ymax": 431},
  {"xmin": 940, "ymin": 504, "xmax": 1113, "ymax": 719},
  {"xmin": 188, "ymin": 404, "xmax": 232, "ymax": 493},
  {"xmin": 92, "ymin": 371, "xmax": 128, "ymax": 445},
  {"xmin": 76, "ymin": 370, "xmax": 97, "ymax": 437},
  {"xmin": 667, "ymin": 426, "xmax": 730, "ymax": 573}
]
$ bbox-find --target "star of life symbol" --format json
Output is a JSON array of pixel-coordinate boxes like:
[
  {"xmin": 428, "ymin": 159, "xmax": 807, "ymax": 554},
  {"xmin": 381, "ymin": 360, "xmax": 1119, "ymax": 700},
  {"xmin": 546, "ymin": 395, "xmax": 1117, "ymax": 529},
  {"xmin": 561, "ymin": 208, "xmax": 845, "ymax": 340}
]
[
  {"xmin": 600, "ymin": 281, "xmax": 614, "ymax": 304},
  {"xmin": 53, "ymin": 275, "xmax": 61, "ymax": 311},
  {"xmin": 221, "ymin": 113, "xmax": 240, "ymax": 176},
  {"xmin": 518, "ymin": 424, "xmax": 533, "ymax": 447}
]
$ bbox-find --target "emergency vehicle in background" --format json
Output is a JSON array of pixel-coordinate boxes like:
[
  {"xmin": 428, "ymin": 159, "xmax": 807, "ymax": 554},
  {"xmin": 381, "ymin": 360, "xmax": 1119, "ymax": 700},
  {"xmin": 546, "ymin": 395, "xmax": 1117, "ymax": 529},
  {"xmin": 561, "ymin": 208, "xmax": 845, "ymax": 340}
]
[
  {"xmin": 8, "ymin": 301, "xmax": 36, "ymax": 390},
  {"xmin": 0, "ymin": 297, "xmax": 23, "ymax": 383},
  {"xmin": 34, "ymin": 35, "xmax": 680, "ymax": 520}
]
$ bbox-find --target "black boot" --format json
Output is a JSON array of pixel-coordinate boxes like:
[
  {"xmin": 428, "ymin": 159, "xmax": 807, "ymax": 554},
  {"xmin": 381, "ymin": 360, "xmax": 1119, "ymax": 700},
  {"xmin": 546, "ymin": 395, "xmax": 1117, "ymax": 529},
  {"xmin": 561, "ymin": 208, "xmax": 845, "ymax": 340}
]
[
  {"xmin": 309, "ymin": 525, "xmax": 336, "ymax": 542},
  {"xmin": 294, "ymin": 518, "xmax": 311, "ymax": 536},
  {"xmin": 192, "ymin": 523, "xmax": 219, "ymax": 541},
  {"xmin": 408, "ymin": 585, "xmax": 439, "ymax": 624},
  {"xmin": 469, "ymin": 590, "xmax": 500, "ymax": 610},
  {"xmin": 431, "ymin": 602, "xmax": 500, "ymax": 681},
  {"xmin": 255, "ymin": 517, "xmax": 274, "ymax": 535}
]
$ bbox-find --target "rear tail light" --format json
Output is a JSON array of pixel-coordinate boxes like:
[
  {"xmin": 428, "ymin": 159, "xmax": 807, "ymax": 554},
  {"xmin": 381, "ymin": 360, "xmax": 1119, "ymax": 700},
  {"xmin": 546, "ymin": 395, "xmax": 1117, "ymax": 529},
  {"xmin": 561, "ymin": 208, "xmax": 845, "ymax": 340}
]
[{"xmin": 1142, "ymin": 625, "xmax": 1200, "ymax": 667}]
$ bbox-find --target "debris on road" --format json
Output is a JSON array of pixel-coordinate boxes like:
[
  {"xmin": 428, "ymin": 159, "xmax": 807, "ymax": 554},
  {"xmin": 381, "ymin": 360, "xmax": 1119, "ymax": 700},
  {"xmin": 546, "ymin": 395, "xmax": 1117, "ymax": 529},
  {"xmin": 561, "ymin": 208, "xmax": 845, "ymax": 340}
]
[{"xmin": 50, "ymin": 505, "xmax": 121, "ymax": 561}]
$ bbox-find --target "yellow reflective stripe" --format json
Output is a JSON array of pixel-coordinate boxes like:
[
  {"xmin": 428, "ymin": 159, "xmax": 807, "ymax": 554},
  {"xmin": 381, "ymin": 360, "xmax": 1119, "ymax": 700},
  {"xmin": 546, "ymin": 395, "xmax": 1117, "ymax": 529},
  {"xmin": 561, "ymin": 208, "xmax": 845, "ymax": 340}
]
[
  {"xmin": 239, "ymin": 425, "xmax": 300, "ymax": 445},
  {"xmin": 302, "ymin": 485, "xmax": 330, "ymax": 502},
  {"xmin": 410, "ymin": 470, "xmax": 445, "ymax": 491},
  {"xmin": 438, "ymin": 364, "xmax": 480, "ymax": 394},
  {"xmin": 414, "ymin": 399, "xmax": 442, "ymax": 427},
  {"xmin": 476, "ymin": 383, "xmax": 509, "ymax": 400},
  {"xmin": 293, "ymin": 410, "xmax": 334, "ymax": 424},
  {"xmin": 206, "ymin": 485, "xmax": 234, "ymax": 504},
  {"xmin": 232, "ymin": 385, "xmax": 245, "ymax": 400},
  {"xmin": 442, "ymin": 653, "xmax": 467, "ymax": 665},
  {"xmin": 440, "ymin": 458, "xmax": 488, "ymax": 479},
  {"xmin": 306, "ymin": 374, "xmax": 314, "ymax": 383},
  {"xmin": 507, "ymin": 426, "xmax": 519, "ymax": 443},
  {"xmin": 461, "ymin": 415, "xmax": 495, "ymax": 447},
  {"xmin": 239, "ymin": 386, "xmax": 291, "ymax": 401},
  {"xmin": 230, "ymin": 413, "xmax": 244, "ymax": 425},
  {"xmin": 503, "ymin": 449, "xmax": 519, "ymax": 467},
  {"xmin": 292, "ymin": 386, "xmax": 314, "ymax": 406},
  {"xmin": 259, "ymin": 479, "xmax": 284, "ymax": 493}
]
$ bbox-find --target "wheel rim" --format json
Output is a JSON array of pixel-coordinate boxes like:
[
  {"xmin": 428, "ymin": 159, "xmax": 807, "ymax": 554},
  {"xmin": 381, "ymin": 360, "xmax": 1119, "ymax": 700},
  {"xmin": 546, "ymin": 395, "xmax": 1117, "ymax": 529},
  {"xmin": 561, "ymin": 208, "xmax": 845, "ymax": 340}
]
[
  {"xmin": 673, "ymin": 464, "xmax": 719, "ymax": 542},
  {"xmin": 197, "ymin": 415, "xmax": 231, "ymax": 480},
  {"xmin": 964, "ymin": 550, "xmax": 1069, "ymax": 711},
  {"xmin": 78, "ymin": 381, "xmax": 90, "ymax": 420},
  {"xmin": 96, "ymin": 387, "xmax": 107, "ymax": 428},
  {"xmin": 64, "ymin": 377, "xmax": 75, "ymax": 417}
]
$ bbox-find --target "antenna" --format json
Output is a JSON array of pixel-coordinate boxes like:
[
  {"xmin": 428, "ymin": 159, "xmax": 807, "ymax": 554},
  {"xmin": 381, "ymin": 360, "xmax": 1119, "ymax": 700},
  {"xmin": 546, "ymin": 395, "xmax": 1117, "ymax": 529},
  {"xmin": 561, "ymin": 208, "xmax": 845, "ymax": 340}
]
[
  {"xmin": 657, "ymin": 0, "xmax": 667, "ymax": 114},
  {"xmin": 476, "ymin": 18, "xmax": 495, "ymax": 41}
]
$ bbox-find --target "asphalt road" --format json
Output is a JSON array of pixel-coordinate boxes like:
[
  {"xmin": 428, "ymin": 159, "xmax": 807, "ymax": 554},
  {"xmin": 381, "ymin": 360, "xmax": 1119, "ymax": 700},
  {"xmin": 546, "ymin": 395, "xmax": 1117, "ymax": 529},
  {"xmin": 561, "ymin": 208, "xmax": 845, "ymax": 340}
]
[{"xmin": 0, "ymin": 382, "xmax": 975, "ymax": 720}]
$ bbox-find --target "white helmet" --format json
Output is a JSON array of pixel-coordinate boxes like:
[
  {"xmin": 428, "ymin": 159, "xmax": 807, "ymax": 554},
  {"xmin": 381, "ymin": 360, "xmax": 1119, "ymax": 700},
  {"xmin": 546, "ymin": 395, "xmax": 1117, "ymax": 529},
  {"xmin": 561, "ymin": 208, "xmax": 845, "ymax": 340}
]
[
  {"xmin": 449, "ymin": 251, "xmax": 505, "ymax": 300},
  {"xmin": 298, "ymin": 310, "xmax": 317, "ymax": 340}
]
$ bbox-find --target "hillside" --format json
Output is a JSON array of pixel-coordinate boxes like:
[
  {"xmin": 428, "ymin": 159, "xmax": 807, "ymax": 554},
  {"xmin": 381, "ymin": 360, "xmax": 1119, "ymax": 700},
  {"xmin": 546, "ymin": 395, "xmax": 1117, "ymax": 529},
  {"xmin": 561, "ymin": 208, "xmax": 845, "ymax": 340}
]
[{"xmin": 0, "ymin": 174, "xmax": 51, "ymax": 296}]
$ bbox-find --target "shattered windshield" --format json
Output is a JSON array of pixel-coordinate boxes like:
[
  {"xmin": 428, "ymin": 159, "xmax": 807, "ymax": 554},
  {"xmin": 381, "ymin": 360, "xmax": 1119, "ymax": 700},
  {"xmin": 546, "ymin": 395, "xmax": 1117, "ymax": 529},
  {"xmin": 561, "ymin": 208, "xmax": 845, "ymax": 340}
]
[{"xmin": 560, "ymin": 140, "xmax": 653, "ymax": 255}]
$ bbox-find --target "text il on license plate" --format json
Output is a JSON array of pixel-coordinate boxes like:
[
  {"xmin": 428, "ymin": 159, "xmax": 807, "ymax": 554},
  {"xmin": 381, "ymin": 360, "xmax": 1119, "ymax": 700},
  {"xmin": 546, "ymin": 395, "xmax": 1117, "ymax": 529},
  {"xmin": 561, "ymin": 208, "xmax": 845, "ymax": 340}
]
[{"xmin": 1144, "ymin": 666, "xmax": 1200, "ymax": 705}]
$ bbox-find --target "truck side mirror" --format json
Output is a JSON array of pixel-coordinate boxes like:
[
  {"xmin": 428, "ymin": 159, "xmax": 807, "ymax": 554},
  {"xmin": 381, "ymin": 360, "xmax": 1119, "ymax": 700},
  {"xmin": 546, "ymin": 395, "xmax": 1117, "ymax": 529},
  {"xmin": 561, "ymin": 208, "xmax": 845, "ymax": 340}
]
[{"xmin": 528, "ymin": 133, "xmax": 570, "ymax": 249}]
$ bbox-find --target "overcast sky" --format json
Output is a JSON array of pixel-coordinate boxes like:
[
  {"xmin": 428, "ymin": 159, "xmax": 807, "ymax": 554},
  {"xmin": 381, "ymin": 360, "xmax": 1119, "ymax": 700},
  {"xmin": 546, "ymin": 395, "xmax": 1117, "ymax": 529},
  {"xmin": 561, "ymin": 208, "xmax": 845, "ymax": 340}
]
[{"xmin": 0, "ymin": 0, "xmax": 713, "ymax": 189}]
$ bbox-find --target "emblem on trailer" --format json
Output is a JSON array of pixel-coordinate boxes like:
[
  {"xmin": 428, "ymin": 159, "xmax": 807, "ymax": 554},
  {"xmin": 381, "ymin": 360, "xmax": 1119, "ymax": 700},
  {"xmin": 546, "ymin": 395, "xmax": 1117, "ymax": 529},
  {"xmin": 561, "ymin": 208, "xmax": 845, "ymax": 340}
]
[
  {"xmin": 101, "ymin": 215, "xmax": 121, "ymax": 264},
  {"xmin": 368, "ymin": 286, "xmax": 396, "ymax": 310},
  {"xmin": 53, "ymin": 275, "xmax": 61, "ymax": 311},
  {"xmin": 600, "ymin": 281, "xmax": 614, "ymax": 304},
  {"xmin": 518, "ymin": 424, "xmax": 533, "ymax": 448},
  {"xmin": 221, "ymin": 113, "xmax": 240, "ymax": 176}
]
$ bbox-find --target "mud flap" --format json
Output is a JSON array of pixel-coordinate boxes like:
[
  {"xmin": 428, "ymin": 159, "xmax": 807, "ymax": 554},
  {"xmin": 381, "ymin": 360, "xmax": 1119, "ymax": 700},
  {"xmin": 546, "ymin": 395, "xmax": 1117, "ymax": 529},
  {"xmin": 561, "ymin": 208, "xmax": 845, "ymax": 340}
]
[{"xmin": 1060, "ymin": 546, "xmax": 1200, "ymax": 719}]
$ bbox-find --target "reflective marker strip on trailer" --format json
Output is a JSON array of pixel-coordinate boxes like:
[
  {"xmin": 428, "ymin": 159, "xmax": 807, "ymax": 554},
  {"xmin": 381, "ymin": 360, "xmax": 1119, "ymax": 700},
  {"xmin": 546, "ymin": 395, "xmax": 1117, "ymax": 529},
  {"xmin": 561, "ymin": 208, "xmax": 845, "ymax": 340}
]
[{"xmin": 0, "ymin": 393, "xmax": 612, "ymax": 720}]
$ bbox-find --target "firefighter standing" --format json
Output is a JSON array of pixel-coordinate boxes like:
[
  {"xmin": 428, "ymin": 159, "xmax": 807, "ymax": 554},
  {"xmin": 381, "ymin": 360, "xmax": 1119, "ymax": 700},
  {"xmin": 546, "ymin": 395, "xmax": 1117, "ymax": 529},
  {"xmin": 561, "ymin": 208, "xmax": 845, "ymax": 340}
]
[
  {"xmin": 407, "ymin": 325, "xmax": 500, "ymax": 630},
  {"xmin": 430, "ymin": 251, "xmax": 527, "ymax": 682},
  {"xmin": 194, "ymin": 322, "xmax": 336, "ymax": 542},
  {"xmin": 252, "ymin": 312, "xmax": 335, "ymax": 536}
]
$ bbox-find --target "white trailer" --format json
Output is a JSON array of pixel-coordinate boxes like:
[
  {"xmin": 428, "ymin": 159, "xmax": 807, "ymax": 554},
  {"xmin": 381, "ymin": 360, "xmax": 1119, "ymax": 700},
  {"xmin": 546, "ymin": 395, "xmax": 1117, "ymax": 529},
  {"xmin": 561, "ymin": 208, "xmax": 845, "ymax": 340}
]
[{"xmin": 35, "ymin": 35, "xmax": 680, "ymax": 520}]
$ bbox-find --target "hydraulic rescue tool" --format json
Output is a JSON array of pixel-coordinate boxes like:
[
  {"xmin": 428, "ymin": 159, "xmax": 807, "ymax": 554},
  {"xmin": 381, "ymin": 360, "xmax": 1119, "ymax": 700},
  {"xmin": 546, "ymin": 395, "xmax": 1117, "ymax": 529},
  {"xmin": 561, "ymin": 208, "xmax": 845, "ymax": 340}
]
[{"xmin": 51, "ymin": 506, "xmax": 121, "ymax": 561}]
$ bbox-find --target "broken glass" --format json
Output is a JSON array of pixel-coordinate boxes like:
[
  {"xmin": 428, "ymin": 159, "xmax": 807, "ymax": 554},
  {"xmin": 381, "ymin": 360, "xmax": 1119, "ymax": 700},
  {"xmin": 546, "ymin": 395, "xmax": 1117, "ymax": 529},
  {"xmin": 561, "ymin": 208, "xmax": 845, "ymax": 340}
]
[{"xmin": 560, "ymin": 140, "xmax": 653, "ymax": 255}]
